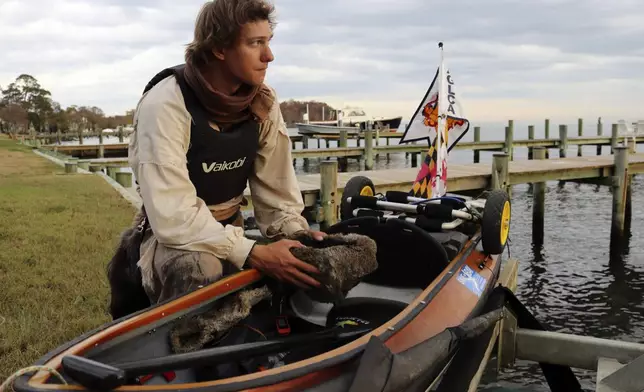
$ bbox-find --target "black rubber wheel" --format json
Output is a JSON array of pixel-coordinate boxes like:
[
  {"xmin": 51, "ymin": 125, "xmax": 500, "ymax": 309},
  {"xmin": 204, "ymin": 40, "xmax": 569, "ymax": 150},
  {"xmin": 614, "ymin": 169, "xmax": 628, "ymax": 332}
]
[
  {"xmin": 340, "ymin": 176, "xmax": 375, "ymax": 221},
  {"xmin": 481, "ymin": 189, "xmax": 511, "ymax": 255}
]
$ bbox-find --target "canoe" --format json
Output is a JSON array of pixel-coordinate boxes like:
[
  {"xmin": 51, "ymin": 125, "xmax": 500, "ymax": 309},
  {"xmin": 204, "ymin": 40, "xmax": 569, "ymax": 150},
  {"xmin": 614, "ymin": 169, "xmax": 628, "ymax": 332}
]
[{"xmin": 11, "ymin": 177, "xmax": 511, "ymax": 392}]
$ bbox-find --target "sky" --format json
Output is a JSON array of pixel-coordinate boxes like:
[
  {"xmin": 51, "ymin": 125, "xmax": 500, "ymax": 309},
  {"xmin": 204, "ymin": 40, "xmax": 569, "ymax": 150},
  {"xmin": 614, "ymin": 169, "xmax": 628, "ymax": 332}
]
[{"xmin": 1, "ymin": 0, "xmax": 643, "ymax": 126}]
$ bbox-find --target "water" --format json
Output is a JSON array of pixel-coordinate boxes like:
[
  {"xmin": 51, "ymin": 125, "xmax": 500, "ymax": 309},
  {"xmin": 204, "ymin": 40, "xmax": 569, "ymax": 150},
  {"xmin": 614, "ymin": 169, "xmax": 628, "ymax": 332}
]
[
  {"xmin": 59, "ymin": 125, "xmax": 644, "ymax": 390},
  {"xmin": 474, "ymin": 175, "xmax": 644, "ymax": 391}
]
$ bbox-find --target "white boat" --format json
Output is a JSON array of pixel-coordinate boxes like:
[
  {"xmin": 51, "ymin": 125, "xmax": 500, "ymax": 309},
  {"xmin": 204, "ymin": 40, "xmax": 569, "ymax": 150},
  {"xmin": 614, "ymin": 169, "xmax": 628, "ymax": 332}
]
[{"xmin": 308, "ymin": 106, "xmax": 403, "ymax": 131}]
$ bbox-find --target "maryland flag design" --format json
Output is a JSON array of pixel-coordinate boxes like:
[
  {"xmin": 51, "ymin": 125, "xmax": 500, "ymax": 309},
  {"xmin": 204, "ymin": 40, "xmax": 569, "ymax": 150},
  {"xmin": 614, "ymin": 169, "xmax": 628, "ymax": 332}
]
[{"xmin": 400, "ymin": 60, "xmax": 470, "ymax": 199}]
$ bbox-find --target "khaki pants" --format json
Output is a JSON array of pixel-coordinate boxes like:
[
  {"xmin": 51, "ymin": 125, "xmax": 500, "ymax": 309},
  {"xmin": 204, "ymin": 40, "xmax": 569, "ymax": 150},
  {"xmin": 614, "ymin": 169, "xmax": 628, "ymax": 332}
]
[{"xmin": 140, "ymin": 213, "xmax": 244, "ymax": 304}]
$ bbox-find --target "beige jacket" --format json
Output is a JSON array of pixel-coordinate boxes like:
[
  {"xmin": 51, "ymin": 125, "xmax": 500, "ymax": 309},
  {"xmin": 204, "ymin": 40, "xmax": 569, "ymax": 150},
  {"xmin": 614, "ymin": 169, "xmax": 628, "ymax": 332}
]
[{"xmin": 128, "ymin": 74, "xmax": 309, "ymax": 271}]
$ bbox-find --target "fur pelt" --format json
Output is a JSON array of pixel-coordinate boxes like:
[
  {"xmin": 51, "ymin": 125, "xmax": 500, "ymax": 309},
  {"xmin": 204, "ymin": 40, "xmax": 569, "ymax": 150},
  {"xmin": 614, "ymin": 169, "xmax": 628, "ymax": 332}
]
[
  {"xmin": 167, "ymin": 232, "xmax": 378, "ymax": 354},
  {"xmin": 288, "ymin": 232, "xmax": 378, "ymax": 303},
  {"xmin": 169, "ymin": 285, "xmax": 272, "ymax": 353},
  {"xmin": 106, "ymin": 208, "xmax": 151, "ymax": 320}
]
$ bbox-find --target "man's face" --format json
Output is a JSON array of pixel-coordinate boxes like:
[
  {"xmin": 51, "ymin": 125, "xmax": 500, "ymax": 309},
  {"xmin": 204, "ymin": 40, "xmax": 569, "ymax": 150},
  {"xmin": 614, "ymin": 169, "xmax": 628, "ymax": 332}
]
[{"xmin": 219, "ymin": 20, "xmax": 274, "ymax": 86}]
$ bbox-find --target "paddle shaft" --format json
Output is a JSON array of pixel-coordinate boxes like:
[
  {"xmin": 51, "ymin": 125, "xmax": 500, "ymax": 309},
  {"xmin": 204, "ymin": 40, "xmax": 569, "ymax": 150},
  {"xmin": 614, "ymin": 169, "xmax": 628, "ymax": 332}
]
[{"xmin": 116, "ymin": 327, "xmax": 371, "ymax": 376}]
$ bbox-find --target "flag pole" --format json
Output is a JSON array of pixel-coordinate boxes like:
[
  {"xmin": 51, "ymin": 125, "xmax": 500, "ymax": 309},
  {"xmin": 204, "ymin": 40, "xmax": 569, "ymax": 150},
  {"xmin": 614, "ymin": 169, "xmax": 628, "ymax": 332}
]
[{"xmin": 434, "ymin": 42, "xmax": 446, "ymax": 198}]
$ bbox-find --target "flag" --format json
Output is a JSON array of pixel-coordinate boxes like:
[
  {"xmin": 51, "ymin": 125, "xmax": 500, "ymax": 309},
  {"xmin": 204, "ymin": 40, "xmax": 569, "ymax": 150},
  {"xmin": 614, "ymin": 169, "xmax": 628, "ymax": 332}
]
[{"xmin": 399, "ymin": 44, "xmax": 470, "ymax": 199}]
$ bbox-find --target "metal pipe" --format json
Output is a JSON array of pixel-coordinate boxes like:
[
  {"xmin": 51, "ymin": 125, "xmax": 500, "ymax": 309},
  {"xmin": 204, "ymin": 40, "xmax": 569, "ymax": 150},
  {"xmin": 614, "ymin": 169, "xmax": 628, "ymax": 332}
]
[
  {"xmin": 515, "ymin": 329, "xmax": 644, "ymax": 371},
  {"xmin": 353, "ymin": 209, "xmax": 464, "ymax": 230},
  {"xmin": 348, "ymin": 198, "xmax": 475, "ymax": 221}
]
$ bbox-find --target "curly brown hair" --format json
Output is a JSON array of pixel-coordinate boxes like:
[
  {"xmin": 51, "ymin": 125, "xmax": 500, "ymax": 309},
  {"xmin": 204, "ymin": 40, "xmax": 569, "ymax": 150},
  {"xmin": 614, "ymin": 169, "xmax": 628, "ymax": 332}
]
[{"xmin": 185, "ymin": 0, "xmax": 276, "ymax": 66}]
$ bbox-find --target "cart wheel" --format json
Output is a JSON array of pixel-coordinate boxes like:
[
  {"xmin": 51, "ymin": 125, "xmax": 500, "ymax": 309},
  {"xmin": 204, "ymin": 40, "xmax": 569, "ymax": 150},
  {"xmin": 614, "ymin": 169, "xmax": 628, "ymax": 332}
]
[
  {"xmin": 340, "ymin": 176, "xmax": 375, "ymax": 220},
  {"xmin": 481, "ymin": 189, "xmax": 511, "ymax": 255}
]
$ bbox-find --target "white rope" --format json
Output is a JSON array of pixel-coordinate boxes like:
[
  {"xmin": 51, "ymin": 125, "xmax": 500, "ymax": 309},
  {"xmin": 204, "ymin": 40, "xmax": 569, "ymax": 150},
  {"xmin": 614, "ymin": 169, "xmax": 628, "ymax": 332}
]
[{"xmin": 0, "ymin": 366, "xmax": 67, "ymax": 392}]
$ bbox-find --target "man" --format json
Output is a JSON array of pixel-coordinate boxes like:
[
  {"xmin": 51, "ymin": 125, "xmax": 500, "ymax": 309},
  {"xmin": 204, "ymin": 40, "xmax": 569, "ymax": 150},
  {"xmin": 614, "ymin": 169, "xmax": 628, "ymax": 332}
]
[{"xmin": 127, "ymin": 0, "xmax": 324, "ymax": 308}]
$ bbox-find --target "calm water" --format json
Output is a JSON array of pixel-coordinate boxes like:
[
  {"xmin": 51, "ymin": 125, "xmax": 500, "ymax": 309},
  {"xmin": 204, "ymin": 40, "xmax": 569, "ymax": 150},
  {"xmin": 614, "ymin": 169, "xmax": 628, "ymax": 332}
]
[
  {"xmin": 60, "ymin": 123, "xmax": 644, "ymax": 390},
  {"xmin": 476, "ymin": 176, "xmax": 644, "ymax": 391}
]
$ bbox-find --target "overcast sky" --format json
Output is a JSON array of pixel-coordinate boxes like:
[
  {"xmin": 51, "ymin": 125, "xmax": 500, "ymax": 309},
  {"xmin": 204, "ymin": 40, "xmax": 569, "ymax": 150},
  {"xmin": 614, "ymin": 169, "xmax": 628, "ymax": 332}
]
[{"xmin": 1, "ymin": 0, "xmax": 642, "ymax": 125}]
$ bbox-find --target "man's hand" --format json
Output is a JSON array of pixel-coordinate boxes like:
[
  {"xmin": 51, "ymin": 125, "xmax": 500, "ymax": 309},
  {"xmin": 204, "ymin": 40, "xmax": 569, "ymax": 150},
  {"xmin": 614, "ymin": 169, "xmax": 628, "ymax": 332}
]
[{"xmin": 247, "ymin": 240, "xmax": 321, "ymax": 289}]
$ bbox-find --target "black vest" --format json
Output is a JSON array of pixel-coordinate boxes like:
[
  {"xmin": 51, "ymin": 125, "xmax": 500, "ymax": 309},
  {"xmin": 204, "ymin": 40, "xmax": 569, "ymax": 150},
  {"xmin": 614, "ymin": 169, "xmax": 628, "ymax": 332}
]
[{"xmin": 143, "ymin": 65, "xmax": 260, "ymax": 206}]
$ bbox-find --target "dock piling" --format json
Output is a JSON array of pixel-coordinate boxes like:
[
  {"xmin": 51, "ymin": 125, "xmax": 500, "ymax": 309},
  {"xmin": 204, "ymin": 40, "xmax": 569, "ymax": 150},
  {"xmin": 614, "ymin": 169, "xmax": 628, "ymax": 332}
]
[
  {"xmin": 505, "ymin": 121, "xmax": 514, "ymax": 160},
  {"xmin": 302, "ymin": 135, "xmax": 310, "ymax": 169},
  {"xmin": 559, "ymin": 125, "xmax": 568, "ymax": 158},
  {"xmin": 545, "ymin": 118, "xmax": 550, "ymax": 158},
  {"xmin": 364, "ymin": 129, "xmax": 374, "ymax": 170},
  {"xmin": 610, "ymin": 146, "xmax": 629, "ymax": 255},
  {"xmin": 473, "ymin": 126, "xmax": 480, "ymax": 163},
  {"xmin": 77, "ymin": 160, "xmax": 90, "ymax": 171},
  {"xmin": 411, "ymin": 152, "xmax": 418, "ymax": 168},
  {"xmin": 528, "ymin": 125, "xmax": 535, "ymax": 159},
  {"xmin": 115, "ymin": 172, "xmax": 133, "ymax": 188},
  {"xmin": 491, "ymin": 153, "xmax": 510, "ymax": 194},
  {"xmin": 625, "ymin": 139, "xmax": 635, "ymax": 236},
  {"xmin": 532, "ymin": 147, "xmax": 546, "ymax": 247},
  {"xmin": 338, "ymin": 130, "xmax": 348, "ymax": 171},
  {"xmin": 597, "ymin": 119, "xmax": 603, "ymax": 155},
  {"xmin": 375, "ymin": 123, "xmax": 381, "ymax": 161},
  {"xmin": 545, "ymin": 118, "xmax": 550, "ymax": 139},
  {"xmin": 578, "ymin": 118, "xmax": 583, "ymax": 157},
  {"xmin": 611, "ymin": 124, "xmax": 619, "ymax": 154},
  {"xmin": 64, "ymin": 160, "xmax": 77, "ymax": 174},
  {"xmin": 319, "ymin": 160, "xmax": 338, "ymax": 230},
  {"xmin": 106, "ymin": 165, "xmax": 119, "ymax": 180}
]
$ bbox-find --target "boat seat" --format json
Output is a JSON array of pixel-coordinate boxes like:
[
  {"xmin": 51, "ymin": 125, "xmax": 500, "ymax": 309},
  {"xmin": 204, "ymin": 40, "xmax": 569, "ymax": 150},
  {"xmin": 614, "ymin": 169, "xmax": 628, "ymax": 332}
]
[
  {"xmin": 289, "ymin": 217, "xmax": 451, "ymax": 327},
  {"xmin": 289, "ymin": 281, "xmax": 423, "ymax": 326},
  {"xmin": 326, "ymin": 216, "xmax": 450, "ymax": 288}
]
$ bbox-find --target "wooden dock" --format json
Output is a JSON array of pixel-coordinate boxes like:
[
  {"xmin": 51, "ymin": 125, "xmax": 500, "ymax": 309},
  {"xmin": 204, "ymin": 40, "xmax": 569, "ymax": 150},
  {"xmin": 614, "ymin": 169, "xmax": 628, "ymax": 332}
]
[
  {"xmin": 286, "ymin": 152, "xmax": 644, "ymax": 207},
  {"xmin": 34, "ymin": 121, "xmax": 644, "ymax": 172},
  {"xmin": 72, "ymin": 151, "xmax": 644, "ymax": 205}
]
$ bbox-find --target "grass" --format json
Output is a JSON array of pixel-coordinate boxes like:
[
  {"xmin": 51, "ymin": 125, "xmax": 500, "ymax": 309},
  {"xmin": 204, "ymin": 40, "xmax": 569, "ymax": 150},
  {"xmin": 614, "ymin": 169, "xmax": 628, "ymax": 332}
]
[{"xmin": 0, "ymin": 135, "xmax": 136, "ymax": 381}]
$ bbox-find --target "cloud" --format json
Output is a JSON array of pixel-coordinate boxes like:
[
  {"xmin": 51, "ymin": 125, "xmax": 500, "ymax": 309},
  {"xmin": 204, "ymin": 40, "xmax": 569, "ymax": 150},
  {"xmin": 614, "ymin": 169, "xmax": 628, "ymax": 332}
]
[{"xmin": 1, "ymin": 0, "xmax": 642, "ymax": 125}]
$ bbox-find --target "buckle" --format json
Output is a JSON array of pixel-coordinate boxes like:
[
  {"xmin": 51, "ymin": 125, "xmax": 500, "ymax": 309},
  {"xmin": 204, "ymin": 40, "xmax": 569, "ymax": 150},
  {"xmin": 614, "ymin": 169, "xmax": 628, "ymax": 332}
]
[{"xmin": 137, "ymin": 217, "xmax": 147, "ymax": 233}]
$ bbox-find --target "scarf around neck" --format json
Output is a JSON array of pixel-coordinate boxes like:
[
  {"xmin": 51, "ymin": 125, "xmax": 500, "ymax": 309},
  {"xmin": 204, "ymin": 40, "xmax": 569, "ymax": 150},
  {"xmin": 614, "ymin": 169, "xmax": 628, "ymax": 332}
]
[{"xmin": 183, "ymin": 60, "xmax": 274, "ymax": 127}]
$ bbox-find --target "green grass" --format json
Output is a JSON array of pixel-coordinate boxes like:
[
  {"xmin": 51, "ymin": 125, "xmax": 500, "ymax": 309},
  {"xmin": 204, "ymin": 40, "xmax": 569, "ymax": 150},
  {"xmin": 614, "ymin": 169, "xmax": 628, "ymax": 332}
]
[{"xmin": 0, "ymin": 136, "xmax": 136, "ymax": 381}]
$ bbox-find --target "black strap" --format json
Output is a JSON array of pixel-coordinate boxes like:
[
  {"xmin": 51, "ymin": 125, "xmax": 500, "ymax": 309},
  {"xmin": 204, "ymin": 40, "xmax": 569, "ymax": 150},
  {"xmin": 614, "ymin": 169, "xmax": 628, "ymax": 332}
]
[
  {"xmin": 142, "ymin": 65, "xmax": 183, "ymax": 95},
  {"xmin": 142, "ymin": 64, "xmax": 208, "ymax": 128}
]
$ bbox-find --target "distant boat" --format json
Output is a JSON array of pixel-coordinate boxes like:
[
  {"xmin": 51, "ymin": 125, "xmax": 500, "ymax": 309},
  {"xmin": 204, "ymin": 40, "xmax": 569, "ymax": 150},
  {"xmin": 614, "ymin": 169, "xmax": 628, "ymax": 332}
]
[
  {"xmin": 295, "ymin": 123, "xmax": 361, "ymax": 136},
  {"xmin": 309, "ymin": 106, "xmax": 403, "ymax": 131},
  {"xmin": 617, "ymin": 119, "xmax": 644, "ymax": 145}
]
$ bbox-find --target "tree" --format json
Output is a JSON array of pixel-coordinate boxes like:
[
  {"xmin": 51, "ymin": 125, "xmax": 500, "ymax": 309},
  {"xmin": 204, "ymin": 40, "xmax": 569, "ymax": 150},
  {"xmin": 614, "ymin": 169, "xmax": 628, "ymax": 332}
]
[
  {"xmin": 0, "ymin": 74, "xmax": 53, "ymax": 132},
  {"xmin": 49, "ymin": 101, "xmax": 69, "ymax": 133},
  {"xmin": 0, "ymin": 104, "xmax": 29, "ymax": 134},
  {"xmin": 105, "ymin": 109, "xmax": 134, "ymax": 129}
]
